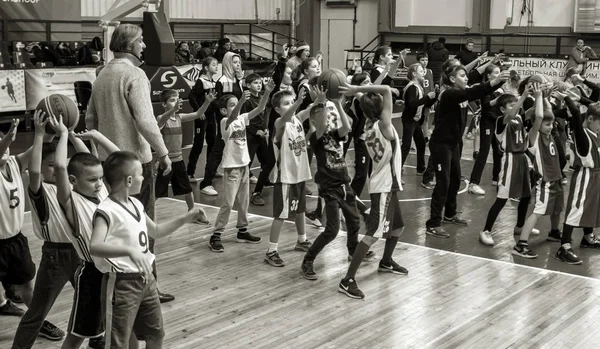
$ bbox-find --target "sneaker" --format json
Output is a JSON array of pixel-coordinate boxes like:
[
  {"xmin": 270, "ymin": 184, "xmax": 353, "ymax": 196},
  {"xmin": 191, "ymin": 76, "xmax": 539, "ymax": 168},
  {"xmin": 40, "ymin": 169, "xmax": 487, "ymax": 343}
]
[
  {"xmin": 347, "ymin": 250, "xmax": 376, "ymax": 262},
  {"xmin": 421, "ymin": 181, "xmax": 435, "ymax": 190},
  {"xmin": 215, "ymin": 172, "xmax": 224, "ymax": 178},
  {"xmin": 194, "ymin": 210, "xmax": 210, "ymax": 225},
  {"xmin": 38, "ymin": 320, "xmax": 64, "ymax": 341},
  {"xmin": 264, "ymin": 181, "xmax": 275, "ymax": 188},
  {"xmin": 209, "ymin": 235, "xmax": 224, "ymax": 252},
  {"xmin": 301, "ymin": 260, "xmax": 318, "ymax": 280},
  {"xmin": 468, "ymin": 183, "xmax": 485, "ymax": 195},
  {"xmin": 249, "ymin": 175, "xmax": 258, "ymax": 184},
  {"xmin": 479, "ymin": 230, "xmax": 494, "ymax": 246},
  {"xmin": 188, "ymin": 175, "xmax": 197, "ymax": 183},
  {"xmin": 426, "ymin": 226, "xmax": 450, "ymax": 238},
  {"xmin": 236, "ymin": 231, "xmax": 262, "ymax": 244},
  {"xmin": 580, "ymin": 235, "xmax": 600, "ymax": 249},
  {"xmin": 200, "ymin": 185, "xmax": 218, "ymax": 196},
  {"xmin": 338, "ymin": 278, "xmax": 364, "ymax": 299},
  {"xmin": 306, "ymin": 212, "xmax": 323, "ymax": 228},
  {"xmin": 294, "ymin": 240, "xmax": 312, "ymax": 252},
  {"xmin": 562, "ymin": 177, "xmax": 568, "ymax": 185},
  {"xmin": 158, "ymin": 290, "xmax": 175, "ymax": 304},
  {"xmin": 443, "ymin": 214, "xmax": 468, "ymax": 225},
  {"xmin": 5, "ymin": 287, "xmax": 23, "ymax": 304},
  {"xmin": 546, "ymin": 230, "xmax": 562, "ymax": 242},
  {"xmin": 0, "ymin": 300, "xmax": 24, "ymax": 316},
  {"xmin": 265, "ymin": 251, "xmax": 285, "ymax": 267},
  {"xmin": 513, "ymin": 226, "xmax": 540, "ymax": 236},
  {"xmin": 88, "ymin": 337, "xmax": 105, "ymax": 349},
  {"xmin": 250, "ymin": 193, "xmax": 265, "ymax": 206},
  {"xmin": 378, "ymin": 260, "xmax": 408, "ymax": 275},
  {"xmin": 512, "ymin": 243, "xmax": 538, "ymax": 259},
  {"xmin": 555, "ymin": 247, "xmax": 583, "ymax": 265}
]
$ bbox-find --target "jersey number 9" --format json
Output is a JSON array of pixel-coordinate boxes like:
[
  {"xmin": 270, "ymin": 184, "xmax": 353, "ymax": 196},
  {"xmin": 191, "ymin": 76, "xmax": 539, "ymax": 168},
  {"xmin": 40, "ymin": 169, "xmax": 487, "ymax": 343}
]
[{"xmin": 139, "ymin": 231, "xmax": 149, "ymax": 253}]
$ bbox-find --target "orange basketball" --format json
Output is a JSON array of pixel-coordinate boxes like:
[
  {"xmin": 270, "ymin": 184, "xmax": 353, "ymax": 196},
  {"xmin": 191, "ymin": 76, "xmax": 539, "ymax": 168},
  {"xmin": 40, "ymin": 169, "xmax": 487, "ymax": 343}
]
[
  {"xmin": 317, "ymin": 68, "xmax": 347, "ymax": 100},
  {"xmin": 36, "ymin": 94, "xmax": 79, "ymax": 134}
]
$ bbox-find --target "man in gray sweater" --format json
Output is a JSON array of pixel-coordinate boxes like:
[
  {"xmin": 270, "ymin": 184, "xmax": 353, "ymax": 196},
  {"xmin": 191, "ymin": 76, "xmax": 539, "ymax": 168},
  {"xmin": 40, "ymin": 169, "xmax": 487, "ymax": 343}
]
[{"xmin": 85, "ymin": 24, "xmax": 174, "ymax": 303}]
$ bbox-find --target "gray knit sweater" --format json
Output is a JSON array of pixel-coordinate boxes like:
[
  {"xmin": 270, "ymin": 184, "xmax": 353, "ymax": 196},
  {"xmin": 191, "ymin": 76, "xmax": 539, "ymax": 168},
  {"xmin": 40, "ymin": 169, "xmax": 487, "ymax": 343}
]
[{"xmin": 85, "ymin": 58, "xmax": 168, "ymax": 163}]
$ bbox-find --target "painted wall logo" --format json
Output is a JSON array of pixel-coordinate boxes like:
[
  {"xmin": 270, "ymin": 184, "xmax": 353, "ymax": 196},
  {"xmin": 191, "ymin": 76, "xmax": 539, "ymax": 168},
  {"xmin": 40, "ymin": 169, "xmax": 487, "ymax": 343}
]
[
  {"xmin": 182, "ymin": 66, "xmax": 202, "ymax": 83},
  {"xmin": 160, "ymin": 71, "xmax": 177, "ymax": 88}
]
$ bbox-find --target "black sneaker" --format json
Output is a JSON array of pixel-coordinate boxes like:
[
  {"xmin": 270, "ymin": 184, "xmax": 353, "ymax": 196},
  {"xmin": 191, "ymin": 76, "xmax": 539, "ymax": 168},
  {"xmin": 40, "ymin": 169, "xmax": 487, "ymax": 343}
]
[
  {"xmin": 426, "ymin": 226, "xmax": 450, "ymax": 238},
  {"xmin": 347, "ymin": 250, "xmax": 376, "ymax": 261},
  {"xmin": 443, "ymin": 214, "xmax": 468, "ymax": 225},
  {"xmin": 0, "ymin": 299, "xmax": 24, "ymax": 316},
  {"xmin": 39, "ymin": 320, "xmax": 64, "ymax": 341},
  {"xmin": 555, "ymin": 247, "xmax": 583, "ymax": 265},
  {"xmin": 378, "ymin": 260, "xmax": 408, "ymax": 275},
  {"xmin": 546, "ymin": 230, "xmax": 562, "ymax": 242},
  {"xmin": 421, "ymin": 181, "xmax": 435, "ymax": 190},
  {"xmin": 338, "ymin": 278, "xmax": 364, "ymax": 299},
  {"xmin": 209, "ymin": 235, "xmax": 224, "ymax": 252},
  {"xmin": 158, "ymin": 290, "xmax": 175, "ymax": 304},
  {"xmin": 236, "ymin": 231, "xmax": 262, "ymax": 244},
  {"xmin": 294, "ymin": 240, "xmax": 312, "ymax": 252},
  {"xmin": 301, "ymin": 260, "xmax": 318, "ymax": 280},
  {"xmin": 265, "ymin": 251, "xmax": 285, "ymax": 267},
  {"xmin": 88, "ymin": 336, "xmax": 105, "ymax": 349},
  {"xmin": 512, "ymin": 243, "xmax": 538, "ymax": 259},
  {"xmin": 250, "ymin": 193, "xmax": 265, "ymax": 206},
  {"xmin": 580, "ymin": 235, "xmax": 600, "ymax": 249},
  {"xmin": 5, "ymin": 286, "xmax": 24, "ymax": 304}
]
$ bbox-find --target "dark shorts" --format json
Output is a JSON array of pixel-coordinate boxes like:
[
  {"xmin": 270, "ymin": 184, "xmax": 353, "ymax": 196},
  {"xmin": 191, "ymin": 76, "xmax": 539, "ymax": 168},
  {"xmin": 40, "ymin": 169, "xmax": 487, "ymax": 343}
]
[
  {"xmin": 273, "ymin": 182, "xmax": 307, "ymax": 219},
  {"xmin": 498, "ymin": 152, "xmax": 531, "ymax": 199},
  {"xmin": 102, "ymin": 272, "xmax": 164, "ymax": 347},
  {"xmin": 155, "ymin": 160, "xmax": 193, "ymax": 198},
  {"xmin": 67, "ymin": 262, "xmax": 104, "ymax": 338},
  {"xmin": 0, "ymin": 233, "xmax": 36, "ymax": 285},
  {"xmin": 366, "ymin": 192, "xmax": 404, "ymax": 238}
]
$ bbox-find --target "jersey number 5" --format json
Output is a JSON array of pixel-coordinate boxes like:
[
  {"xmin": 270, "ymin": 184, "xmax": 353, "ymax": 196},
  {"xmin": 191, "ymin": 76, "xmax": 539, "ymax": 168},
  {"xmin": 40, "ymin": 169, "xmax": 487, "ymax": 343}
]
[
  {"xmin": 9, "ymin": 189, "xmax": 20, "ymax": 209},
  {"xmin": 139, "ymin": 231, "xmax": 149, "ymax": 253}
]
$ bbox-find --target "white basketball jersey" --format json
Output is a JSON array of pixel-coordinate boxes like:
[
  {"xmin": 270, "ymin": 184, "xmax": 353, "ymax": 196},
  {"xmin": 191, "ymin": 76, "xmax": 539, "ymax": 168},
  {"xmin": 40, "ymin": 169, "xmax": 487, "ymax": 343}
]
[
  {"xmin": 69, "ymin": 184, "xmax": 108, "ymax": 262},
  {"xmin": 365, "ymin": 121, "xmax": 403, "ymax": 194},
  {"xmin": 273, "ymin": 116, "xmax": 312, "ymax": 184},
  {"xmin": 0, "ymin": 156, "xmax": 25, "ymax": 240},
  {"xmin": 93, "ymin": 197, "xmax": 155, "ymax": 274},
  {"xmin": 30, "ymin": 183, "xmax": 73, "ymax": 243}
]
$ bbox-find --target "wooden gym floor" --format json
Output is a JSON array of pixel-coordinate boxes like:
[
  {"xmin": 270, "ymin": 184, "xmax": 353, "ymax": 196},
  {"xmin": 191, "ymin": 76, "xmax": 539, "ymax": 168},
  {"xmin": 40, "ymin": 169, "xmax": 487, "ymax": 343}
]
[{"xmin": 3, "ymin": 117, "xmax": 600, "ymax": 348}]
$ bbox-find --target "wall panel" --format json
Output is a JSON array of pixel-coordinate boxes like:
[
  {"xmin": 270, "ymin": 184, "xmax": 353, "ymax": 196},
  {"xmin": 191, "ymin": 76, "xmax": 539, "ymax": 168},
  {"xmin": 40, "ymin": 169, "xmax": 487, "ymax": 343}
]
[
  {"xmin": 395, "ymin": 0, "xmax": 471, "ymax": 27},
  {"xmin": 490, "ymin": 0, "xmax": 575, "ymax": 29},
  {"xmin": 81, "ymin": 0, "xmax": 145, "ymax": 19}
]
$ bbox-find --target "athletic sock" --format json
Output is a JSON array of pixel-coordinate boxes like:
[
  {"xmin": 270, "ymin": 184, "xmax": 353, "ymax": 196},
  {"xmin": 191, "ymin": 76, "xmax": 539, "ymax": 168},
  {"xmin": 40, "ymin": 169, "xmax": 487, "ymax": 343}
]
[
  {"xmin": 381, "ymin": 236, "xmax": 399, "ymax": 265},
  {"xmin": 213, "ymin": 232, "xmax": 221, "ymax": 237},
  {"xmin": 550, "ymin": 228, "xmax": 561, "ymax": 234},
  {"xmin": 562, "ymin": 243, "xmax": 571, "ymax": 250},
  {"xmin": 583, "ymin": 233, "xmax": 594, "ymax": 243},
  {"xmin": 268, "ymin": 242, "xmax": 278, "ymax": 253},
  {"xmin": 297, "ymin": 234, "xmax": 307, "ymax": 243},
  {"xmin": 238, "ymin": 228, "xmax": 247, "ymax": 234},
  {"xmin": 518, "ymin": 239, "xmax": 528, "ymax": 246},
  {"xmin": 561, "ymin": 224, "xmax": 574, "ymax": 245}
]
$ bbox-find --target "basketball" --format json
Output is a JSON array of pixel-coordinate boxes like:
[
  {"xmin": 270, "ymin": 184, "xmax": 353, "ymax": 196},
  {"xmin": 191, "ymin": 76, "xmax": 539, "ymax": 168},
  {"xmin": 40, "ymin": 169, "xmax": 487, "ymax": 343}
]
[
  {"xmin": 36, "ymin": 94, "xmax": 79, "ymax": 134},
  {"xmin": 1, "ymin": 85, "xmax": 5, "ymax": 90},
  {"xmin": 317, "ymin": 68, "xmax": 347, "ymax": 100},
  {"xmin": 529, "ymin": 74, "xmax": 545, "ymax": 84}
]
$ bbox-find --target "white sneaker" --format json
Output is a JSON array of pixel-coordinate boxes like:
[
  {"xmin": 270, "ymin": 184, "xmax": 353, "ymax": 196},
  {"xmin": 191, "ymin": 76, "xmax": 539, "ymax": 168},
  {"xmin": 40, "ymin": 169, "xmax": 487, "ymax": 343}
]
[
  {"xmin": 479, "ymin": 230, "xmax": 494, "ymax": 246},
  {"xmin": 200, "ymin": 185, "xmax": 218, "ymax": 196},
  {"xmin": 468, "ymin": 183, "xmax": 485, "ymax": 195},
  {"xmin": 249, "ymin": 176, "xmax": 258, "ymax": 184}
]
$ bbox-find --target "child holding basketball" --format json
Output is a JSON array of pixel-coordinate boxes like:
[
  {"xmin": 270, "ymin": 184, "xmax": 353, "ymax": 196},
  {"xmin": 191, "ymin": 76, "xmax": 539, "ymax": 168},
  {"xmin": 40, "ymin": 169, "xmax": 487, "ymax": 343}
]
[
  {"xmin": 337, "ymin": 83, "xmax": 408, "ymax": 299},
  {"xmin": 52, "ymin": 116, "xmax": 120, "ymax": 349},
  {"xmin": 513, "ymin": 87, "xmax": 564, "ymax": 259},
  {"xmin": 208, "ymin": 80, "xmax": 275, "ymax": 252},
  {"xmin": 90, "ymin": 151, "xmax": 207, "ymax": 349},
  {"xmin": 264, "ymin": 88, "xmax": 321, "ymax": 267},
  {"xmin": 156, "ymin": 89, "xmax": 215, "ymax": 216},
  {"xmin": 0, "ymin": 116, "xmax": 65, "ymax": 343}
]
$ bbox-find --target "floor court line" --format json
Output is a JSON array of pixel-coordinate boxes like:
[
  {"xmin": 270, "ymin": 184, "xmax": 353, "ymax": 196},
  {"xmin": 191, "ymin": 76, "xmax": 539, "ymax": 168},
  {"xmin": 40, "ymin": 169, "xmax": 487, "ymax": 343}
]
[{"xmin": 164, "ymin": 197, "xmax": 600, "ymax": 284}]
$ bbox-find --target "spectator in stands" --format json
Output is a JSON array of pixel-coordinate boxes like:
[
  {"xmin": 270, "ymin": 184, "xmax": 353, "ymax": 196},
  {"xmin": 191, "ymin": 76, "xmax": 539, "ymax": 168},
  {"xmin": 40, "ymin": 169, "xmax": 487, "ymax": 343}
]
[
  {"xmin": 214, "ymin": 37, "xmax": 231, "ymax": 62},
  {"xmin": 287, "ymin": 40, "xmax": 310, "ymax": 72},
  {"xmin": 190, "ymin": 42, "xmax": 201, "ymax": 58},
  {"xmin": 456, "ymin": 38, "xmax": 478, "ymax": 67},
  {"xmin": 77, "ymin": 42, "xmax": 95, "ymax": 65},
  {"xmin": 196, "ymin": 41, "xmax": 213, "ymax": 59},
  {"xmin": 85, "ymin": 23, "xmax": 175, "ymax": 303},
  {"xmin": 428, "ymin": 37, "xmax": 449, "ymax": 85},
  {"xmin": 566, "ymin": 38, "xmax": 597, "ymax": 75},
  {"xmin": 175, "ymin": 41, "xmax": 194, "ymax": 64}
]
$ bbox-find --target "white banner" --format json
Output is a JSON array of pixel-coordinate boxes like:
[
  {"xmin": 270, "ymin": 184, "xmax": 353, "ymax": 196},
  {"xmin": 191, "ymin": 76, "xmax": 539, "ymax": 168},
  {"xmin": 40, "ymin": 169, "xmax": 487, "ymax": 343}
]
[
  {"xmin": 24, "ymin": 68, "xmax": 96, "ymax": 110},
  {"xmin": 0, "ymin": 70, "xmax": 26, "ymax": 112},
  {"xmin": 504, "ymin": 57, "xmax": 600, "ymax": 83}
]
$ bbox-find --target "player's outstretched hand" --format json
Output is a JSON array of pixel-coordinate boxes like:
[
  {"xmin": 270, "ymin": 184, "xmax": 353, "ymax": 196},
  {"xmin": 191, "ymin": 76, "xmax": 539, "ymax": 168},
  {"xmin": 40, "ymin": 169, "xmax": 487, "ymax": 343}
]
[
  {"xmin": 73, "ymin": 129, "xmax": 100, "ymax": 140},
  {"xmin": 551, "ymin": 91, "xmax": 568, "ymax": 101},
  {"xmin": 532, "ymin": 83, "xmax": 543, "ymax": 98},
  {"xmin": 242, "ymin": 90, "xmax": 252, "ymax": 101},
  {"xmin": 490, "ymin": 70, "xmax": 510, "ymax": 86},
  {"xmin": 33, "ymin": 110, "xmax": 48, "ymax": 136},
  {"xmin": 264, "ymin": 78, "xmax": 276, "ymax": 93},
  {"xmin": 205, "ymin": 90, "xmax": 217, "ymax": 103},
  {"xmin": 188, "ymin": 207, "xmax": 209, "ymax": 225},
  {"xmin": 312, "ymin": 85, "xmax": 328, "ymax": 104},
  {"xmin": 338, "ymin": 83, "xmax": 356, "ymax": 97},
  {"xmin": 129, "ymin": 248, "xmax": 153, "ymax": 279},
  {"xmin": 48, "ymin": 115, "xmax": 68, "ymax": 135},
  {"xmin": 5, "ymin": 118, "xmax": 20, "ymax": 143}
]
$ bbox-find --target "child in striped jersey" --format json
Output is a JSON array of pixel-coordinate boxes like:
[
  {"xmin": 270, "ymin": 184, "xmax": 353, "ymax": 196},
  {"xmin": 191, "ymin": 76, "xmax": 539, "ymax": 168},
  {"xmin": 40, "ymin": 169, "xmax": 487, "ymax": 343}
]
[
  {"xmin": 13, "ymin": 112, "xmax": 104, "ymax": 348},
  {"xmin": 90, "ymin": 151, "xmax": 207, "ymax": 349},
  {"xmin": 513, "ymin": 86, "xmax": 564, "ymax": 259},
  {"xmin": 51, "ymin": 115, "xmax": 120, "ymax": 349},
  {"xmin": 0, "ymin": 115, "xmax": 63, "ymax": 340},
  {"xmin": 554, "ymin": 95, "xmax": 600, "ymax": 264}
]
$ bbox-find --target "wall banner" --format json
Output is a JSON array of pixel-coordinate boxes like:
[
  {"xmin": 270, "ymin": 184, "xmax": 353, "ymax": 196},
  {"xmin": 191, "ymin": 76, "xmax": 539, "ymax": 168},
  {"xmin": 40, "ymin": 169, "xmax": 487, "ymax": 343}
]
[
  {"xmin": 0, "ymin": 0, "xmax": 81, "ymax": 21},
  {"xmin": 0, "ymin": 70, "xmax": 26, "ymax": 112},
  {"xmin": 24, "ymin": 68, "xmax": 96, "ymax": 110},
  {"xmin": 500, "ymin": 57, "xmax": 600, "ymax": 83}
]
